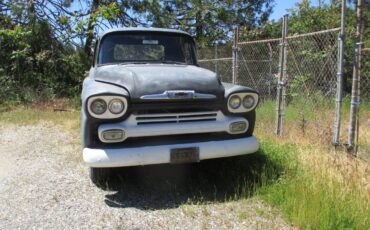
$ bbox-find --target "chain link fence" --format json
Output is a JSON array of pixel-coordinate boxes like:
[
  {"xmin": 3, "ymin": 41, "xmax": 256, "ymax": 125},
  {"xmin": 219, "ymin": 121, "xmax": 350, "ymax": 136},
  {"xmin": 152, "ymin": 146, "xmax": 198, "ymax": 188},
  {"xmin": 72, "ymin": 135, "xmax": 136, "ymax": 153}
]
[
  {"xmin": 285, "ymin": 29, "xmax": 339, "ymax": 102},
  {"xmin": 284, "ymin": 29, "xmax": 339, "ymax": 143},
  {"xmin": 361, "ymin": 48, "xmax": 370, "ymax": 99},
  {"xmin": 237, "ymin": 39, "xmax": 280, "ymax": 101},
  {"xmin": 283, "ymin": 29, "xmax": 340, "ymax": 143},
  {"xmin": 359, "ymin": 48, "xmax": 370, "ymax": 155},
  {"xmin": 197, "ymin": 18, "xmax": 369, "ymax": 151},
  {"xmin": 198, "ymin": 45, "xmax": 233, "ymax": 83},
  {"xmin": 198, "ymin": 27, "xmax": 343, "ymax": 145},
  {"xmin": 237, "ymin": 29, "xmax": 340, "ymax": 144}
]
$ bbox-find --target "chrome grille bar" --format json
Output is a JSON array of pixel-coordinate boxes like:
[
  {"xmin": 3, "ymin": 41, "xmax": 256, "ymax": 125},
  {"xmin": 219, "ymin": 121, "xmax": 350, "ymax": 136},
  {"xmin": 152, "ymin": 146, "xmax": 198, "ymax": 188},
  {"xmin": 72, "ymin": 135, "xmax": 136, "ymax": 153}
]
[{"xmin": 135, "ymin": 111, "xmax": 218, "ymax": 125}]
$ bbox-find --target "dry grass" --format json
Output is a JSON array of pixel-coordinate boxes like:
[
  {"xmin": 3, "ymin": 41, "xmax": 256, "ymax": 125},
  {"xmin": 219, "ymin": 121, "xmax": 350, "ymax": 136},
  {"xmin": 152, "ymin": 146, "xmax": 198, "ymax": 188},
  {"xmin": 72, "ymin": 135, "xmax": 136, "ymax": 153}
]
[
  {"xmin": 300, "ymin": 148, "xmax": 370, "ymax": 199},
  {"xmin": 255, "ymin": 100, "xmax": 370, "ymax": 229},
  {"xmin": 0, "ymin": 103, "xmax": 80, "ymax": 133},
  {"xmin": 257, "ymin": 142, "xmax": 370, "ymax": 229},
  {"xmin": 256, "ymin": 99, "xmax": 369, "ymax": 158}
]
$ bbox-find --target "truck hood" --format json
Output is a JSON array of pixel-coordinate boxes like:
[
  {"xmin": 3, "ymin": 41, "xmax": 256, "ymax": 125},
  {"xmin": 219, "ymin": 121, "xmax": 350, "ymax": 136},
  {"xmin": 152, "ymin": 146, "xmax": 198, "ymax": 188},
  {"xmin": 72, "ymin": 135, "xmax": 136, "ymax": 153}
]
[{"xmin": 93, "ymin": 64, "xmax": 224, "ymax": 102}]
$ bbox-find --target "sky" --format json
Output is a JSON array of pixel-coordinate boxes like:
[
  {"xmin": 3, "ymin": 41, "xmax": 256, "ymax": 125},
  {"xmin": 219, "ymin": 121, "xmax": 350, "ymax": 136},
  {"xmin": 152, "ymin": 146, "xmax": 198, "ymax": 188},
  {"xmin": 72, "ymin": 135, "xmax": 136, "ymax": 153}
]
[
  {"xmin": 270, "ymin": 0, "xmax": 330, "ymax": 20},
  {"xmin": 270, "ymin": 0, "xmax": 301, "ymax": 20}
]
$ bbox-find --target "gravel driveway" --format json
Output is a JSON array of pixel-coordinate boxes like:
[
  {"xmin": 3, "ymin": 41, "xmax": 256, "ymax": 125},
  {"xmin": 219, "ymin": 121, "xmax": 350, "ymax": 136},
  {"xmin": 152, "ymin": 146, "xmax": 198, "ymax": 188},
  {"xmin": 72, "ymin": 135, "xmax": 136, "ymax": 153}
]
[{"xmin": 0, "ymin": 122, "xmax": 294, "ymax": 229}]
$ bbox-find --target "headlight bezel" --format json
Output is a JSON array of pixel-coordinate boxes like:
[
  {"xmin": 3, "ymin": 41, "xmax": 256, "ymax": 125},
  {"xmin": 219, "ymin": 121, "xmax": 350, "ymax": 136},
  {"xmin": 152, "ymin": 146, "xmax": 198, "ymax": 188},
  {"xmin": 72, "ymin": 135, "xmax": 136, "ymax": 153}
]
[
  {"xmin": 229, "ymin": 95, "xmax": 242, "ymax": 109},
  {"xmin": 108, "ymin": 98, "xmax": 125, "ymax": 114},
  {"xmin": 242, "ymin": 94, "xmax": 255, "ymax": 109},
  {"xmin": 87, "ymin": 95, "xmax": 128, "ymax": 119},
  {"xmin": 227, "ymin": 92, "xmax": 258, "ymax": 113},
  {"xmin": 90, "ymin": 98, "xmax": 107, "ymax": 115}
]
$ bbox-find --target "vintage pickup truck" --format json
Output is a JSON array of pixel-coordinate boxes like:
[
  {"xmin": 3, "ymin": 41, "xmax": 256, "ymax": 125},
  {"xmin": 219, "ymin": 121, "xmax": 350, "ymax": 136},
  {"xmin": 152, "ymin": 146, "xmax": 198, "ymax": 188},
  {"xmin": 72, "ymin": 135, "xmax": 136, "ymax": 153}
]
[{"xmin": 81, "ymin": 28, "xmax": 259, "ymax": 184}]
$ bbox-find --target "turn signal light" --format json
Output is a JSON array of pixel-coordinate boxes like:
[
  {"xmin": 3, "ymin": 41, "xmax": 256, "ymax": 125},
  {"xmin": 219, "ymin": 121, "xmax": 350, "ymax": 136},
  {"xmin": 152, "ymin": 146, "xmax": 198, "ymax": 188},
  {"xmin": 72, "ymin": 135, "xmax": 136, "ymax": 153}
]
[
  {"xmin": 102, "ymin": 129, "xmax": 125, "ymax": 141},
  {"xmin": 230, "ymin": 121, "xmax": 247, "ymax": 134}
]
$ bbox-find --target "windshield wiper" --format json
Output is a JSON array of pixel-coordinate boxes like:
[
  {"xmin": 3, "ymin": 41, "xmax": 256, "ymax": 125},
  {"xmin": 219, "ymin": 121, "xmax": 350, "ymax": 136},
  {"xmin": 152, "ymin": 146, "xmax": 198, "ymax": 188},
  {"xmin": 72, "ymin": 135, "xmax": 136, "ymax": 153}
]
[
  {"xmin": 119, "ymin": 61, "xmax": 150, "ymax": 65},
  {"xmin": 97, "ymin": 62, "xmax": 146, "ymax": 66},
  {"xmin": 97, "ymin": 62, "xmax": 117, "ymax": 67},
  {"xmin": 159, "ymin": 60, "xmax": 187, "ymax": 65},
  {"xmin": 99, "ymin": 61, "xmax": 187, "ymax": 66}
]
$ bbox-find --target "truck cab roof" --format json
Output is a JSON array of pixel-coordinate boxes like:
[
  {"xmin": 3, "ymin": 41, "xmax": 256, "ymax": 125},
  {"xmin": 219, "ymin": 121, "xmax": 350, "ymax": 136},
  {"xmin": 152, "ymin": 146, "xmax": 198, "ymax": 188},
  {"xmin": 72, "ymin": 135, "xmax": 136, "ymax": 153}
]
[{"xmin": 98, "ymin": 27, "xmax": 193, "ymax": 40}]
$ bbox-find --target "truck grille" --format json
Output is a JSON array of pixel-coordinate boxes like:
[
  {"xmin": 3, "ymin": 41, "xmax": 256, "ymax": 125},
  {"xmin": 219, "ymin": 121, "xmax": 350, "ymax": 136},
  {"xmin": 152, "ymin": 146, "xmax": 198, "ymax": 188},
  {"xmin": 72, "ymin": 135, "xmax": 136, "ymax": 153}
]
[{"xmin": 135, "ymin": 111, "xmax": 218, "ymax": 125}]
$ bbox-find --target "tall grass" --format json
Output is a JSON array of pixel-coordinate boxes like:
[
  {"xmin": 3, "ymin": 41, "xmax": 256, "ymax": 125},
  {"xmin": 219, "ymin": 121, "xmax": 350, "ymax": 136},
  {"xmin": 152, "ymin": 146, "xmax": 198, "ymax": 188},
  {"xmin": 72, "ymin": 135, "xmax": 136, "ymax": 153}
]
[
  {"xmin": 253, "ymin": 98, "xmax": 370, "ymax": 229},
  {"xmin": 255, "ymin": 140, "xmax": 370, "ymax": 229},
  {"xmin": 0, "ymin": 104, "xmax": 80, "ymax": 132},
  {"xmin": 257, "ymin": 97, "xmax": 369, "ymax": 150}
]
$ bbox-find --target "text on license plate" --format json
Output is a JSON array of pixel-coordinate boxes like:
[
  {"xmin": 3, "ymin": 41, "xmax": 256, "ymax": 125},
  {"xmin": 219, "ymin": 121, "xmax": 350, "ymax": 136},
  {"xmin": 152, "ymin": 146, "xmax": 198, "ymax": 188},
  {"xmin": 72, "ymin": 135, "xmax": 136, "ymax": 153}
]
[{"xmin": 170, "ymin": 147, "xmax": 199, "ymax": 164}]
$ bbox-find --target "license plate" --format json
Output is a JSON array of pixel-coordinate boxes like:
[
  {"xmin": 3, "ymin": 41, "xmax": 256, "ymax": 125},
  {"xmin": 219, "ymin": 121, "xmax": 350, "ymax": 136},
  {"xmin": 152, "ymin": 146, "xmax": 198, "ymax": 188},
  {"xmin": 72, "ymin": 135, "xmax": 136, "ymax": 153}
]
[{"xmin": 170, "ymin": 147, "xmax": 199, "ymax": 164}]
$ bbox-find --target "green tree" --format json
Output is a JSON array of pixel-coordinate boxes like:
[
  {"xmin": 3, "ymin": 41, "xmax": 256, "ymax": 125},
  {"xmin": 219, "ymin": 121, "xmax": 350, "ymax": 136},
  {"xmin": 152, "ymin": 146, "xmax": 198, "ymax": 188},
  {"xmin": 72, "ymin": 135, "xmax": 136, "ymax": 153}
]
[{"xmin": 144, "ymin": 0, "xmax": 274, "ymax": 46}]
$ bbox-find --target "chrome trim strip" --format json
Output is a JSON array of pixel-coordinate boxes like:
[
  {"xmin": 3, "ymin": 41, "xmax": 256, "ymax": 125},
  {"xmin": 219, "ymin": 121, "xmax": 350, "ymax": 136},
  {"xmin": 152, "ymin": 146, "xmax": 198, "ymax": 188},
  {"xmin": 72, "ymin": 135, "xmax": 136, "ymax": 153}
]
[
  {"xmin": 135, "ymin": 111, "xmax": 218, "ymax": 124},
  {"xmin": 140, "ymin": 90, "xmax": 216, "ymax": 100}
]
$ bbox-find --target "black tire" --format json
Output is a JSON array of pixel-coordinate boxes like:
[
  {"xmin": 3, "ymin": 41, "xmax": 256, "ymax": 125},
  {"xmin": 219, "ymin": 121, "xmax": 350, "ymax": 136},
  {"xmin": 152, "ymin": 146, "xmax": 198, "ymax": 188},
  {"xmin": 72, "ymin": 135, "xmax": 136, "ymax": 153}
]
[{"xmin": 89, "ymin": 167, "xmax": 111, "ymax": 187}]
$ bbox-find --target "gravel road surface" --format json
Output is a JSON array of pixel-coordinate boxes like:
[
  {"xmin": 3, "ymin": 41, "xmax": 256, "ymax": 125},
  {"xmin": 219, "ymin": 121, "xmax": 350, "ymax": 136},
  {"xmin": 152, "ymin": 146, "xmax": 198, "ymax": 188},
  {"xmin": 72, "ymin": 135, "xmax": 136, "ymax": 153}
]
[{"xmin": 0, "ymin": 122, "xmax": 294, "ymax": 229}]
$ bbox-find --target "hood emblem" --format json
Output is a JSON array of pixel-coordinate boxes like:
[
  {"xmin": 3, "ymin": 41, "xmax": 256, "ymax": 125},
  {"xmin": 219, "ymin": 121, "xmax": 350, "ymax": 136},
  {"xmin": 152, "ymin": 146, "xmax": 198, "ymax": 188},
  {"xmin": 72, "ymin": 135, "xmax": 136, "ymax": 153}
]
[{"xmin": 141, "ymin": 90, "xmax": 216, "ymax": 100}]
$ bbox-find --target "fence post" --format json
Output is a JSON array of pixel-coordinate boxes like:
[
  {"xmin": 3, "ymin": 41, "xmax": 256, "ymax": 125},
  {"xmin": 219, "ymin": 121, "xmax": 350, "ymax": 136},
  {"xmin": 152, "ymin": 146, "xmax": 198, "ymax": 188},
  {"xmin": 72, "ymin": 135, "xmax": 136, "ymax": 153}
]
[
  {"xmin": 268, "ymin": 43, "xmax": 273, "ymax": 96},
  {"xmin": 275, "ymin": 15, "xmax": 288, "ymax": 136},
  {"xmin": 215, "ymin": 43, "xmax": 218, "ymax": 75},
  {"xmin": 280, "ymin": 15, "xmax": 288, "ymax": 135},
  {"xmin": 232, "ymin": 26, "xmax": 239, "ymax": 84},
  {"xmin": 348, "ymin": 0, "xmax": 364, "ymax": 154},
  {"xmin": 333, "ymin": 0, "xmax": 346, "ymax": 146}
]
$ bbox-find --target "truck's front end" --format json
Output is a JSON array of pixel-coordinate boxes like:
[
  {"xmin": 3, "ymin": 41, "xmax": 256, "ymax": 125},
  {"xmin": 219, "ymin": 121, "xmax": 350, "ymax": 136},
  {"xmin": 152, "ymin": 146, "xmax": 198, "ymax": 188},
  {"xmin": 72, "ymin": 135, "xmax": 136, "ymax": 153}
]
[{"xmin": 81, "ymin": 28, "xmax": 259, "ymax": 184}]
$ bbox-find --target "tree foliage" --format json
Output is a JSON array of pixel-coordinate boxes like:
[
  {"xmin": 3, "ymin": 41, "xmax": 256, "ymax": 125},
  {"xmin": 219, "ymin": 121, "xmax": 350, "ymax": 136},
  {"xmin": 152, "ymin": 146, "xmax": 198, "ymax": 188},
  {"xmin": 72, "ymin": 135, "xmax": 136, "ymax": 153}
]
[
  {"xmin": 1, "ymin": 0, "xmax": 366, "ymax": 104},
  {"xmin": 145, "ymin": 0, "xmax": 273, "ymax": 46},
  {"xmin": 0, "ymin": 21, "xmax": 89, "ymax": 103},
  {"xmin": 0, "ymin": 0, "xmax": 275, "ymax": 105}
]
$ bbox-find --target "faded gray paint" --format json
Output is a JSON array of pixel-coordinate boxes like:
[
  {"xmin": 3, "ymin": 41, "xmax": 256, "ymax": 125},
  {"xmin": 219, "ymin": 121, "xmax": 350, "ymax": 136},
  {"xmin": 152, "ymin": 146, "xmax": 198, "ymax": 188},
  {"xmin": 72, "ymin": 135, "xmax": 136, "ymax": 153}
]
[{"xmin": 93, "ymin": 64, "xmax": 224, "ymax": 102}]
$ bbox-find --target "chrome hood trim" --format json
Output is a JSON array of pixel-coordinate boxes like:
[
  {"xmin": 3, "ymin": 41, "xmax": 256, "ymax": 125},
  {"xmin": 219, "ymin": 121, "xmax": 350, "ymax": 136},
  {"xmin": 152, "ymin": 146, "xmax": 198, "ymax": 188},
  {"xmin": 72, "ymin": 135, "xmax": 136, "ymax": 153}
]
[{"xmin": 140, "ymin": 90, "xmax": 216, "ymax": 100}]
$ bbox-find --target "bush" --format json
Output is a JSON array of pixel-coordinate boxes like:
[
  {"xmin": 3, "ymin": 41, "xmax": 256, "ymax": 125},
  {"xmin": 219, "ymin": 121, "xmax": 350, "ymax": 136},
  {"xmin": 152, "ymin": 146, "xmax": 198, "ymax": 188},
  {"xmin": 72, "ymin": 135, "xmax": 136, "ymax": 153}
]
[{"xmin": 0, "ymin": 22, "xmax": 89, "ymax": 105}]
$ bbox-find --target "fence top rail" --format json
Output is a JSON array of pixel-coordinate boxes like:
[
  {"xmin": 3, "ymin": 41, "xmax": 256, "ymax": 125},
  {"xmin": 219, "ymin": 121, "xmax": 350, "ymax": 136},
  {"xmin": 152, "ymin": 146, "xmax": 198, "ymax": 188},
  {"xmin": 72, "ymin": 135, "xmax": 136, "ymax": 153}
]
[
  {"xmin": 238, "ymin": 37, "xmax": 280, "ymax": 45},
  {"xmin": 286, "ymin": 27, "xmax": 340, "ymax": 40},
  {"xmin": 238, "ymin": 27, "xmax": 340, "ymax": 45},
  {"xmin": 198, "ymin": 57, "xmax": 233, "ymax": 62}
]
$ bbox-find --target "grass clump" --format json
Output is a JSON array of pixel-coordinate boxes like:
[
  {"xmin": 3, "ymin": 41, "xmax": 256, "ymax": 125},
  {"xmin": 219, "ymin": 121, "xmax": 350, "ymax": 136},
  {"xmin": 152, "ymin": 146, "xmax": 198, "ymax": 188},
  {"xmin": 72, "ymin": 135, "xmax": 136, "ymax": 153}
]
[
  {"xmin": 259, "ymin": 172, "xmax": 369, "ymax": 229},
  {"xmin": 255, "ymin": 140, "xmax": 370, "ymax": 229}
]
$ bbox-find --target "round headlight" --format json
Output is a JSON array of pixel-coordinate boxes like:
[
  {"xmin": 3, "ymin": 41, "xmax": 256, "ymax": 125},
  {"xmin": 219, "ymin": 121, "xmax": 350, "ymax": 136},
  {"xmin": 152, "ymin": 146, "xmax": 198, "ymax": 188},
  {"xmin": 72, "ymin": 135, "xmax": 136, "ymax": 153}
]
[
  {"xmin": 229, "ymin": 95, "xmax": 241, "ymax": 109},
  {"xmin": 109, "ymin": 99, "xmax": 125, "ymax": 114},
  {"xmin": 243, "ymin": 95, "xmax": 255, "ymax": 109},
  {"xmin": 90, "ymin": 99, "xmax": 107, "ymax": 115}
]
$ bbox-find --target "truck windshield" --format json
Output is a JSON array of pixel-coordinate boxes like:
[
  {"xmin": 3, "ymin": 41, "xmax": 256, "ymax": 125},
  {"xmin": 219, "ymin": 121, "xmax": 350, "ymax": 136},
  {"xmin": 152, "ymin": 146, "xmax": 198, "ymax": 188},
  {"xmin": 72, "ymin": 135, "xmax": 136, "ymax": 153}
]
[{"xmin": 97, "ymin": 32, "xmax": 197, "ymax": 65}]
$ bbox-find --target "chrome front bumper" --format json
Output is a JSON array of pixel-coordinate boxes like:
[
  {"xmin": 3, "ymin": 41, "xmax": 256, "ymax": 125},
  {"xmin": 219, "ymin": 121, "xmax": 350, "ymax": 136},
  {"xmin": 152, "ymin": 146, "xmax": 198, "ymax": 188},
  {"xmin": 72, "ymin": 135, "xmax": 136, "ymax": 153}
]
[{"xmin": 83, "ymin": 136, "xmax": 259, "ymax": 167}]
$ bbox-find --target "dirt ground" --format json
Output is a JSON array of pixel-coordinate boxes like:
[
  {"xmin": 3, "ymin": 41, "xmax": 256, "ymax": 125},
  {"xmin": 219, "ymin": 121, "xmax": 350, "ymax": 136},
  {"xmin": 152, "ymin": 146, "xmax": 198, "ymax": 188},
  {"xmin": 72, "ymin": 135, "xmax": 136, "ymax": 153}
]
[{"xmin": 0, "ymin": 122, "xmax": 294, "ymax": 229}]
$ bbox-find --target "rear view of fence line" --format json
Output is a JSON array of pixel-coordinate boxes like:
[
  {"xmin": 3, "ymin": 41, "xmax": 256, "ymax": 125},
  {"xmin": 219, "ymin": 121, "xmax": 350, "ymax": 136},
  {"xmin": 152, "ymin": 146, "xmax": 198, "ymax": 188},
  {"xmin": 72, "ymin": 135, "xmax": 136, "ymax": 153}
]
[{"xmin": 198, "ymin": 14, "xmax": 368, "ymax": 154}]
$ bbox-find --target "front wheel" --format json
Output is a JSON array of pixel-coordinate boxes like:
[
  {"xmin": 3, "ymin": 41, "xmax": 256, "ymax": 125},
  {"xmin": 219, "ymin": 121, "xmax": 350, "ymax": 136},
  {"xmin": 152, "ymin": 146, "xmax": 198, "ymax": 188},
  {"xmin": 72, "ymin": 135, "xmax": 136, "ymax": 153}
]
[{"xmin": 89, "ymin": 167, "xmax": 111, "ymax": 187}]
